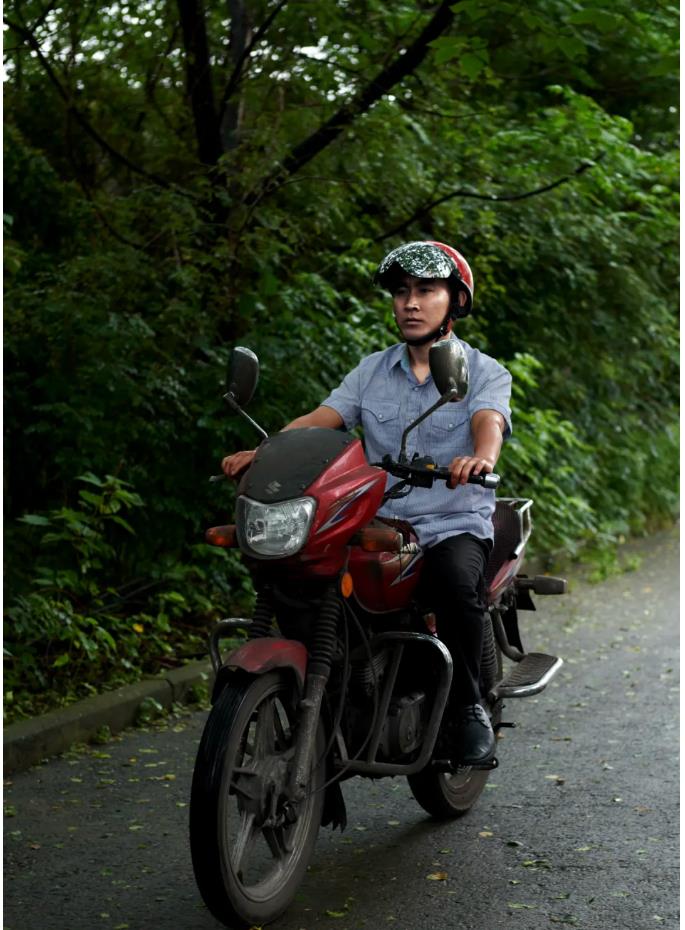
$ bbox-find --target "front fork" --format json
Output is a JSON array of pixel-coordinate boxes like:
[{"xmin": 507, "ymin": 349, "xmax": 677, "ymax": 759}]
[{"xmin": 289, "ymin": 584, "xmax": 341, "ymax": 801}]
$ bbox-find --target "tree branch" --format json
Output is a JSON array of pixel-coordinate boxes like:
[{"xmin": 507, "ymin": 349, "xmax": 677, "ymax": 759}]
[
  {"xmin": 4, "ymin": 15, "xmax": 176, "ymax": 191},
  {"xmin": 245, "ymin": 0, "xmax": 457, "ymax": 207},
  {"xmin": 374, "ymin": 154, "xmax": 606, "ymax": 242},
  {"xmin": 217, "ymin": 0, "xmax": 289, "ymax": 126}
]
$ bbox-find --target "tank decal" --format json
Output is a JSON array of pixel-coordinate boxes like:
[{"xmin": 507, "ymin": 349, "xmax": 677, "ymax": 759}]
[
  {"xmin": 390, "ymin": 550, "xmax": 424, "ymax": 585},
  {"xmin": 316, "ymin": 479, "xmax": 380, "ymax": 534}
]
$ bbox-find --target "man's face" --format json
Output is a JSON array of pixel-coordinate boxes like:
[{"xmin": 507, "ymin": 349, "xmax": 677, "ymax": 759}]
[{"xmin": 392, "ymin": 273, "xmax": 452, "ymax": 342}]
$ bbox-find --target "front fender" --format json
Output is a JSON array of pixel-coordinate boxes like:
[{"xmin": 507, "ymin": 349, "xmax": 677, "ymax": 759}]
[{"xmin": 212, "ymin": 638, "xmax": 308, "ymax": 704}]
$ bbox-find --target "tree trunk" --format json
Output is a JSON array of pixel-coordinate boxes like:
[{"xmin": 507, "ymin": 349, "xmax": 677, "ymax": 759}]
[{"xmin": 177, "ymin": 0, "xmax": 223, "ymax": 166}]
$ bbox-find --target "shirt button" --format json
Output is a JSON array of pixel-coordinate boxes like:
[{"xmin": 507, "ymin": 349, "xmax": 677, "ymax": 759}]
[{"xmin": 378, "ymin": 414, "xmax": 384, "ymax": 420}]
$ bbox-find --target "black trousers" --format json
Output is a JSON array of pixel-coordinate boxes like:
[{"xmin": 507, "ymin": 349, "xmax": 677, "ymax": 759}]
[{"xmin": 420, "ymin": 533, "xmax": 492, "ymax": 706}]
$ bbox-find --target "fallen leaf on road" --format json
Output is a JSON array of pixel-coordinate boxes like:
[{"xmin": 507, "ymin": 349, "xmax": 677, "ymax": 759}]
[
  {"xmin": 427, "ymin": 872, "xmax": 448, "ymax": 881},
  {"xmin": 479, "ymin": 831, "xmax": 493, "ymax": 838},
  {"xmin": 508, "ymin": 903, "xmax": 537, "ymax": 910}
]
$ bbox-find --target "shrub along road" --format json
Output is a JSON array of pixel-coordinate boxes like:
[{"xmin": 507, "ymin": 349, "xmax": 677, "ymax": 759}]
[{"xmin": 3, "ymin": 527, "xmax": 679, "ymax": 930}]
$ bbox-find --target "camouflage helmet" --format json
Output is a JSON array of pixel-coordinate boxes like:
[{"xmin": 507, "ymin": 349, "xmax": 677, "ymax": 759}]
[{"xmin": 374, "ymin": 240, "xmax": 474, "ymax": 319}]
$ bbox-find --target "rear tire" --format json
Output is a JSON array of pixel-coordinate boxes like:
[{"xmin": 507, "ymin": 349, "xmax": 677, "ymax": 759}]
[
  {"xmin": 190, "ymin": 671, "xmax": 324, "ymax": 928},
  {"xmin": 407, "ymin": 766, "xmax": 489, "ymax": 819}
]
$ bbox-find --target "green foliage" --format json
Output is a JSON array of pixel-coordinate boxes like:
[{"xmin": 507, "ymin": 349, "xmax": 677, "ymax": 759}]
[
  {"xmin": 3, "ymin": 0, "xmax": 678, "ymax": 713},
  {"xmin": 4, "ymin": 475, "xmax": 252, "ymax": 721}
]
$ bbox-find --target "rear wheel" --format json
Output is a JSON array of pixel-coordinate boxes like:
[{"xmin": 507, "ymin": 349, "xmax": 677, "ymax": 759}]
[
  {"xmin": 407, "ymin": 766, "xmax": 489, "ymax": 819},
  {"xmin": 190, "ymin": 671, "xmax": 324, "ymax": 928}
]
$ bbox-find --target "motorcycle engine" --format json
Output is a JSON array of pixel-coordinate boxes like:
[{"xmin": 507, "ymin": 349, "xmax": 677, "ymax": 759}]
[{"xmin": 380, "ymin": 691, "xmax": 426, "ymax": 758}]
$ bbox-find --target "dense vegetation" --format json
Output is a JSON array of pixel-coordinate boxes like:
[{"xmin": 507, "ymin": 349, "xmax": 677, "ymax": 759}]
[{"xmin": 4, "ymin": 0, "xmax": 678, "ymax": 719}]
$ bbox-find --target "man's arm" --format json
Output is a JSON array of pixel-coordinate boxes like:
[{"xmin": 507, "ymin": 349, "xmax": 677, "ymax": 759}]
[
  {"xmin": 281, "ymin": 406, "xmax": 345, "ymax": 432},
  {"xmin": 221, "ymin": 405, "xmax": 344, "ymax": 477},
  {"xmin": 447, "ymin": 409, "xmax": 506, "ymax": 488}
]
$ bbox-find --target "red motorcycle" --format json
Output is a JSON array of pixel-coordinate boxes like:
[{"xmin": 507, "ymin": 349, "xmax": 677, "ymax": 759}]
[{"xmin": 190, "ymin": 343, "xmax": 566, "ymax": 929}]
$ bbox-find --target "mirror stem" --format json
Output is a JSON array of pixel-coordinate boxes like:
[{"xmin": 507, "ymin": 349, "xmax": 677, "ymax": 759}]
[
  {"xmin": 223, "ymin": 393, "xmax": 269, "ymax": 440},
  {"xmin": 398, "ymin": 388, "xmax": 459, "ymax": 463}
]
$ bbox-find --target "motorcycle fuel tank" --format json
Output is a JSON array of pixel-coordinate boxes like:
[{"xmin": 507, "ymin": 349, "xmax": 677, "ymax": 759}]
[{"xmin": 348, "ymin": 533, "xmax": 423, "ymax": 613}]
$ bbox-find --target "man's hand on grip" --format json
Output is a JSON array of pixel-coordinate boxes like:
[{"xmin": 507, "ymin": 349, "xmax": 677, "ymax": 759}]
[{"xmin": 221, "ymin": 449, "xmax": 256, "ymax": 479}]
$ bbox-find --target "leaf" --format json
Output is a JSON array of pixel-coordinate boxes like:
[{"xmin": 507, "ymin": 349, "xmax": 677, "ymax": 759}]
[
  {"xmin": 460, "ymin": 52, "xmax": 488, "ymax": 80},
  {"xmin": 556, "ymin": 36, "xmax": 587, "ymax": 61},
  {"xmin": 18, "ymin": 513, "xmax": 51, "ymax": 526},
  {"xmin": 508, "ymin": 903, "xmax": 538, "ymax": 910},
  {"xmin": 567, "ymin": 9, "xmax": 620, "ymax": 32},
  {"xmin": 426, "ymin": 872, "xmax": 448, "ymax": 881},
  {"xmin": 325, "ymin": 910, "xmax": 347, "ymax": 918}
]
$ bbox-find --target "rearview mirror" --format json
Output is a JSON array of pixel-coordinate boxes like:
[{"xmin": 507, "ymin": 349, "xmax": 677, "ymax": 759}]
[
  {"xmin": 429, "ymin": 339, "xmax": 468, "ymax": 400},
  {"xmin": 226, "ymin": 346, "xmax": 259, "ymax": 408}
]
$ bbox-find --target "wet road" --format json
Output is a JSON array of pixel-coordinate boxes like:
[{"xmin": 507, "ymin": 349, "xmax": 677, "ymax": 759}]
[{"xmin": 3, "ymin": 527, "xmax": 679, "ymax": 930}]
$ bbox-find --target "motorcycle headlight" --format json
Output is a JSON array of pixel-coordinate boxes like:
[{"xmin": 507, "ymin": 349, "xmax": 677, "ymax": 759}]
[{"xmin": 236, "ymin": 495, "xmax": 316, "ymax": 558}]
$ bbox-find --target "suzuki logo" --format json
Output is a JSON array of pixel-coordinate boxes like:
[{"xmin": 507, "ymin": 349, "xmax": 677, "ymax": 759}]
[{"xmin": 265, "ymin": 481, "xmax": 282, "ymax": 496}]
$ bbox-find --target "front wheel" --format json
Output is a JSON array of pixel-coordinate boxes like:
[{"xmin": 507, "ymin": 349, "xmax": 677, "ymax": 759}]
[
  {"xmin": 407, "ymin": 766, "xmax": 490, "ymax": 820},
  {"xmin": 190, "ymin": 670, "xmax": 325, "ymax": 928}
]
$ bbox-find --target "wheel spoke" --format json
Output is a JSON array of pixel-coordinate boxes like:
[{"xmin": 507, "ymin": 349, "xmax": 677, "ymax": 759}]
[
  {"xmin": 232, "ymin": 810, "xmax": 259, "ymax": 880},
  {"xmin": 273, "ymin": 701, "xmax": 291, "ymax": 749},
  {"xmin": 254, "ymin": 697, "xmax": 277, "ymax": 757},
  {"xmin": 263, "ymin": 824, "xmax": 292, "ymax": 861}
]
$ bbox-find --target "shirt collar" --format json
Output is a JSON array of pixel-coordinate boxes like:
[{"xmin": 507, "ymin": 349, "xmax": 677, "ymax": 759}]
[{"xmin": 388, "ymin": 333, "xmax": 461, "ymax": 377}]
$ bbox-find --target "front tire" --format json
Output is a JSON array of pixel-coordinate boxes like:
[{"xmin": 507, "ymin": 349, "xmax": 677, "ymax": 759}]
[{"xmin": 190, "ymin": 670, "xmax": 324, "ymax": 928}]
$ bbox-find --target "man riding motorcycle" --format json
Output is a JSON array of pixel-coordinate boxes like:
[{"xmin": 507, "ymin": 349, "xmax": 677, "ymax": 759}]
[{"xmin": 221, "ymin": 240, "xmax": 512, "ymax": 765}]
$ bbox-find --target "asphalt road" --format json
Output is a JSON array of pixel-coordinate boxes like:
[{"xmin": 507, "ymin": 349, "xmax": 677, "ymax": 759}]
[{"xmin": 3, "ymin": 527, "xmax": 679, "ymax": 930}]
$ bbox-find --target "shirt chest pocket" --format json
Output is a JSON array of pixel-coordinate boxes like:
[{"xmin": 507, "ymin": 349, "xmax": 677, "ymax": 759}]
[
  {"xmin": 361, "ymin": 401, "xmax": 401, "ymax": 453},
  {"xmin": 430, "ymin": 406, "xmax": 472, "ymax": 457}
]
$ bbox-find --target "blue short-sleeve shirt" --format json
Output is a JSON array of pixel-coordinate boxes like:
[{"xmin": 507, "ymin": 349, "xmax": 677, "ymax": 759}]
[{"xmin": 320, "ymin": 336, "xmax": 512, "ymax": 547}]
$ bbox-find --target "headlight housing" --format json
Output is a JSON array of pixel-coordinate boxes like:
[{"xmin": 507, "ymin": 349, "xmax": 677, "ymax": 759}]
[{"xmin": 236, "ymin": 495, "xmax": 316, "ymax": 559}]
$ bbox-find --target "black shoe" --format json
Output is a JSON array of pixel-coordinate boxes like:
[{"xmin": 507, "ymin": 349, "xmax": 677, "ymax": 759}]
[{"xmin": 451, "ymin": 704, "xmax": 496, "ymax": 766}]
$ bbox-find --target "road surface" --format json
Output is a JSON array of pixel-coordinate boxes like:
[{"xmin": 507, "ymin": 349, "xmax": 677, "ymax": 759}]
[{"xmin": 3, "ymin": 527, "xmax": 679, "ymax": 929}]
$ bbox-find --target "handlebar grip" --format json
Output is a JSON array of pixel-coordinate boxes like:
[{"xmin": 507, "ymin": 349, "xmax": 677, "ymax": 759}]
[
  {"xmin": 432, "ymin": 468, "xmax": 500, "ymax": 489},
  {"xmin": 470, "ymin": 472, "xmax": 500, "ymax": 489}
]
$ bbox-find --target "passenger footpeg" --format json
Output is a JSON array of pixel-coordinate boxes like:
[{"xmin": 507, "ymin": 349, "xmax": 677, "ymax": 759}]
[
  {"xmin": 516, "ymin": 575, "xmax": 567, "ymax": 595},
  {"xmin": 492, "ymin": 652, "xmax": 563, "ymax": 700}
]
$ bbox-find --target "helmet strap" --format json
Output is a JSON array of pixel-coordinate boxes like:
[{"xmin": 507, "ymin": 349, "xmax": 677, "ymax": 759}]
[{"xmin": 402, "ymin": 311, "xmax": 453, "ymax": 347}]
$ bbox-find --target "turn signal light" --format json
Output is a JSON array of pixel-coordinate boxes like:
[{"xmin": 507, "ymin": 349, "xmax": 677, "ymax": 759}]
[
  {"xmin": 205, "ymin": 525, "xmax": 237, "ymax": 547},
  {"xmin": 355, "ymin": 527, "xmax": 403, "ymax": 552}
]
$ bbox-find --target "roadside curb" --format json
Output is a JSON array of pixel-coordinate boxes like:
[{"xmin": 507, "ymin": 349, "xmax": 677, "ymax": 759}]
[{"xmin": 3, "ymin": 660, "xmax": 213, "ymax": 775}]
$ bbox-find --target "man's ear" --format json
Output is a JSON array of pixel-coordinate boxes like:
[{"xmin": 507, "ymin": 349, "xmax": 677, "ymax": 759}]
[{"xmin": 450, "ymin": 284, "xmax": 472, "ymax": 319}]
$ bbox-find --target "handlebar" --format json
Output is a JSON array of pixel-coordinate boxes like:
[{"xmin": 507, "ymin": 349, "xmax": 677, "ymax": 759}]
[
  {"xmin": 210, "ymin": 458, "xmax": 500, "ymax": 489},
  {"xmin": 377, "ymin": 455, "xmax": 500, "ymax": 490}
]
